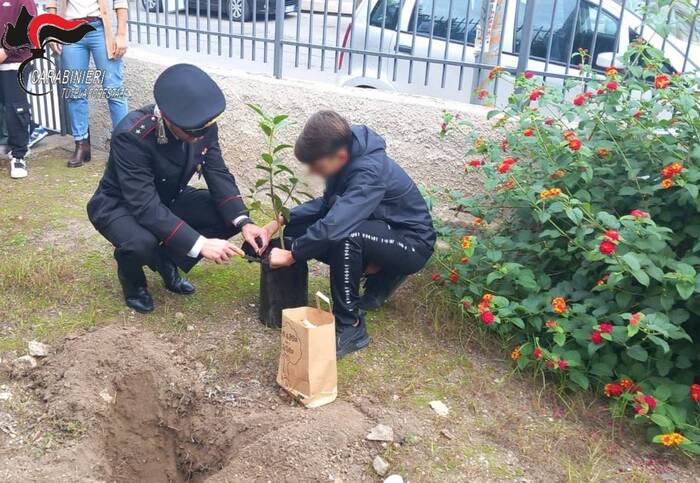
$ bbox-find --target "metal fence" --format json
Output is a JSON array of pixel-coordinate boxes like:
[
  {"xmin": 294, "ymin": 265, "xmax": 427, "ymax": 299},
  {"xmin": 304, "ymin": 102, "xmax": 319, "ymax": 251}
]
[
  {"xmin": 29, "ymin": 55, "xmax": 70, "ymax": 135},
  {"xmin": 124, "ymin": 0, "xmax": 698, "ymax": 102}
]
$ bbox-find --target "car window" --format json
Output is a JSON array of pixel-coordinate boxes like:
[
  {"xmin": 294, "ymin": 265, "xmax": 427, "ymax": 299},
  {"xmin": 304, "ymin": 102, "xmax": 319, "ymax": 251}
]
[
  {"xmin": 406, "ymin": 0, "xmax": 483, "ymax": 44},
  {"xmin": 370, "ymin": 0, "xmax": 403, "ymax": 30},
  {"xmin": 514, "ymin": 0, "xmax": 620, "ymax": 68}
]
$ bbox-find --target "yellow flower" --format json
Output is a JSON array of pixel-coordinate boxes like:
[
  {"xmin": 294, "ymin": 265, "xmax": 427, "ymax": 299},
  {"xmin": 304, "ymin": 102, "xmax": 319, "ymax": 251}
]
[
  {"xmin": 661, "ymin": 178, "xmax": 674, "ymax": 189},
  {"xmin": 540, "ymin": 187, "xmax": 562, "ymax": 200},
  {"xmin": 552, "ymin": 297, "xmax": 567, "ymax": 314},
  {"xmin": 511, "ymin": 346, "xmax": 521, "ymax": 360},
  {"xmin": 660, "ymin": 432, "xmax": 685, "ymax": 447},
  {"xmin": 462, "ymin": 236, "xmax": 472, "ymax": 250}
]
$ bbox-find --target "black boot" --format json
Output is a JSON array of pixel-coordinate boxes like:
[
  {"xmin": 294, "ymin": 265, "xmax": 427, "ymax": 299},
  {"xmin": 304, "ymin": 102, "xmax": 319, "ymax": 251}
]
[
  {"xmin": 359, "ymin": 272, "xmax": 407, "ymax": 311},
  {"xmin": 336, "ymin": 314, "xmax": 370, "ymax": 360},
  {"xmin": 156, "ymin": 249, "xmax": 195, "ymax": 295},
  {"xmin": 118, "ymin": 267, "xmax": 154, "ymax": 313}
]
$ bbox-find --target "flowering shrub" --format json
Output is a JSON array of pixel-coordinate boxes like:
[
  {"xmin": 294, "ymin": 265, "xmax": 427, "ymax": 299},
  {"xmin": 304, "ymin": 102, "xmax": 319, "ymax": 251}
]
[{"xmin": 435, "ymin": 41, "xmax": 700, "ymax": 454}]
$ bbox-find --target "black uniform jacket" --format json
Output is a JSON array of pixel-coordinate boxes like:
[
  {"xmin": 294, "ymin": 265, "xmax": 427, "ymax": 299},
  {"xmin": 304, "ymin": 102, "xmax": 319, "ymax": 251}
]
[
  {"xmin": 87, "ymin": 105, "xmax": 248, "ymax": 256},
  {"xmin": 289, "ymin": 125, "xmax": 436, "ymax": 262}
]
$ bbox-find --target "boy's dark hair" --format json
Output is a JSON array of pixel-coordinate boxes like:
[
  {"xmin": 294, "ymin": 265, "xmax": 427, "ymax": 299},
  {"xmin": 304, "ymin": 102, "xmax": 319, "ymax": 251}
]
[{"xmin": 294, "ymin": 110, "xmax": 353, "ymax": 164}]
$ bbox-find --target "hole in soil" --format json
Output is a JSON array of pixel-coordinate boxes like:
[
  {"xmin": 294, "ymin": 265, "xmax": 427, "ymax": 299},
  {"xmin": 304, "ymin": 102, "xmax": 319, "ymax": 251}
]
[{"xmin": 103, "ymin": 371, "xmax": 234, "ymax": 483}]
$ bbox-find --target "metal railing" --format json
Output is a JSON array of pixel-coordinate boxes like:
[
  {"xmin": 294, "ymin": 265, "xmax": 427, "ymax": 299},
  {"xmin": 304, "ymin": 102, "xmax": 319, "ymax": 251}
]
[{"xmin": 126, "ymin": 0, "xmax": 700, "ymax": 102}]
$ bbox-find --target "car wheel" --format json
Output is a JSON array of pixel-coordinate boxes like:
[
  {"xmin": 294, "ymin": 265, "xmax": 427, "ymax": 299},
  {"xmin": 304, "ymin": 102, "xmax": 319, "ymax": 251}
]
[
  {"xmin": 227, "ymin": 0, "xmax": 252, "ymax": 21},
  {"xmin": 141, "ymin": 0, "xmax": 162, "ymax": 12}
]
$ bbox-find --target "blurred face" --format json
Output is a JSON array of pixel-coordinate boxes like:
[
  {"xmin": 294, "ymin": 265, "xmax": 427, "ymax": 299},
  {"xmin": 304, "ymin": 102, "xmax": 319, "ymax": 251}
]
[
  {"xmin": 307, "ymin": 148, "xmax": 349, "ymax": 178},
  {"xmin": 164, "ymin": 118, "xmax": 204, "ymax": 143}
]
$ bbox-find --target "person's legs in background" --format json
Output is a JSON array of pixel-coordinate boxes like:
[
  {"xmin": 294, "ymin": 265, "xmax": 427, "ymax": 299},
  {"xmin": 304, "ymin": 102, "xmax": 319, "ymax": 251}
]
[
  {"xmin": 88, "ymin": 21, "xmax": 128, "ymax": 131},
  {"xmin": 60, "ymin": 33, "xmax": 92, "ymax": 167},
  {"xmin": 0, "ymin": 70, "xmax": 31, "ymax": 179}
]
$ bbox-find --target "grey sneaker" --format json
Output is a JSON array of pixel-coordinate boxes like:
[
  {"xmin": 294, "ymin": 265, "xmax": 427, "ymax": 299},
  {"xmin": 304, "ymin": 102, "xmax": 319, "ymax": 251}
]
[{"xmin": 10, "ymin": 158, "xmax": 27, "ymax": 179}]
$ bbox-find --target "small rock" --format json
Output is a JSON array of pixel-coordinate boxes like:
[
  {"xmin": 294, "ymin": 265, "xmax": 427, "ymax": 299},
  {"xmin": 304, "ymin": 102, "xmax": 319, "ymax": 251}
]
[
  {"xmin": 373, "ymin": 455, "xmax": 390, "ymax": 476},
  {"xmin": 366, "ymin": 423, "xmax": 394, "ymax": 442},
  {"xmin": 174, "ymin": 312, "xmax": 185, "ymax": 320},
  {"xmin": 13, "ymin": 355, "xmax": 37, "ymax": 370},
  {"xmin": 384, "ymin": 475, "xmax": 404, "ymax": 483},
  {"xmin": 99, "ymin": 389, "xmax": 114, "ymax": 404},
  {"xmin": 186, "ymin": 325, "xmax": 195, "ymax": 332},
  {"xmin": 0, "ymin": 392, "xmax": 11, "ymax": 401},
  {"xmin": 429, "ymin": 400, "xmax": 449, "ymax": 417},
  {"xmin": 28, "ymin": 340, "xmax": 50, "ymax": 357},
  {"xmin": 440, "ymin": 428, "xmax": 455, "ymax": 440}
]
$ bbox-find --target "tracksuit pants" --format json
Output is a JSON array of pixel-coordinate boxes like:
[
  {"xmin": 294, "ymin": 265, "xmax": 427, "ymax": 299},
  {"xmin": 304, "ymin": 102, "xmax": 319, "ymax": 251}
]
[
  {"xmin": 285, "ymin": 219, "xmax": 432, "ymax": 327},
  {"xmin": 0, "ymin": 70, "xmax": 30, "ymax": 159}
]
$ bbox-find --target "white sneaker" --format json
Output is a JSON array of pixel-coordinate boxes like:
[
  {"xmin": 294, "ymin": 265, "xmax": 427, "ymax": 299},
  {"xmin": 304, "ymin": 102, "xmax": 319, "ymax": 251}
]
[{"xmin": 10, "ymin": 158, "xmax": 27, "ymax": 179}]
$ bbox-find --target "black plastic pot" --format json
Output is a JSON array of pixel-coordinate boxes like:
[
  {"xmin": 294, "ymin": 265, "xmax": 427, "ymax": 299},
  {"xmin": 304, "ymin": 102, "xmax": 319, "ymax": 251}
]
[{"xmin": 243, "ymin": 237, "xmax": 309, "ymax": 328}]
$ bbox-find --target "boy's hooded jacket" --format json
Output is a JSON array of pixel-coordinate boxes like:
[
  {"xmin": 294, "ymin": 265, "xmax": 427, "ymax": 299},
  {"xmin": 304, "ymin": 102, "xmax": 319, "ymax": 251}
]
[
  {"xmin": 0, "ymin": 0, "xmax": 36, "ymax": 67},
  {"xmin": 289, "ymin": 125, "xmax": 436, "ymax": 262}
]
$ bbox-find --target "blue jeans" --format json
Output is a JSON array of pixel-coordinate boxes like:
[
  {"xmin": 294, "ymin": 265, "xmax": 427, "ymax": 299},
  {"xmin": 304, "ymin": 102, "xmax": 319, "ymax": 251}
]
[{"xmin": 61, "ymin": 21, "xmax": 128, "ymax": 141}]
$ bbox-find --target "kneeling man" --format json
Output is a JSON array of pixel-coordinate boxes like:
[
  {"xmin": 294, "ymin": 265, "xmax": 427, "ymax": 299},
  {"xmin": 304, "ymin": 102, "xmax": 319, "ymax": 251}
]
[
  {"xmin": 88, "ymin": 64, "xmax": 269, "ymax": 313},
  {"xmin": 267, "ymin": 111, "xmax": 436, "ymax": 358}
]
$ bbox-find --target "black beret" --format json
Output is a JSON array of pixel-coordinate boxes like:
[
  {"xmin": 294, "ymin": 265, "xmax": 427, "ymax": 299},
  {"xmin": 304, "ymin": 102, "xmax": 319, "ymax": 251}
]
[{"xmin": 153, "ymin": 64, "xmax": 226, "ymax": 133}]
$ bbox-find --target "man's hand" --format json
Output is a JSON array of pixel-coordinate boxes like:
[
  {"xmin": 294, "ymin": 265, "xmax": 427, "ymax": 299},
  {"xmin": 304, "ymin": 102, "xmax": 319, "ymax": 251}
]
[
  {"xmin": 114, "ymin": 33, "xmax": 128, "ymax": 58},
  {"xmin": 49, "ymin": 42, "xmax": 62, "ymax": 56},
  {"xmin": 269, "ymin": 248, "xmax": 295, "ymax": 269},
  {"xmin": 241, "ymin": 223, "xmax": 270, "ymax": 255},
  {"xmin": 201, "ymin": 238, "xmax": 243, "ymax": 264},
  {"xmin": 0, "ymin": 49, "xmax": 6, "ymax": 64}
]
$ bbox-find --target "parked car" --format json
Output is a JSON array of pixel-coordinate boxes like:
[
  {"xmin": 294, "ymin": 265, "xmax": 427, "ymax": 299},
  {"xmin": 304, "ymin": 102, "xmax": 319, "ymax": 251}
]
[
  {"xmin": 337, "ymin": 0, "xmax": 699, "ymax": 101},
  {"xmin": 141, "ymin": 0, "xmax": 299, "ymax": 22}
]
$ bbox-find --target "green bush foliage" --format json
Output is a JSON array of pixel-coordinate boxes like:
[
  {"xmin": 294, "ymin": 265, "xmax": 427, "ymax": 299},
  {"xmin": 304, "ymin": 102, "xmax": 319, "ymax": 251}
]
[{"xmin": 435, "ymin": 41, "xmax": 700, "ymax": 453}]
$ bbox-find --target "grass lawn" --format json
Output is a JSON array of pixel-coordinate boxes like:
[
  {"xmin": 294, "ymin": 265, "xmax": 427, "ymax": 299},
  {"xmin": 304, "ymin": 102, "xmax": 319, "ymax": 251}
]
[{"xmin": 0, "ymin": 146, "xmax": 698, "ymax": 482}]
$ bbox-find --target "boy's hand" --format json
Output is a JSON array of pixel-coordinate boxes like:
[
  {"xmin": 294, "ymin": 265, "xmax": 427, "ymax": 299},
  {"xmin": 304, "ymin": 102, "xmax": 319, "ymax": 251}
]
[{"xmin": 269, "ymin": 248, "xmax": 295, "ymax": 269}]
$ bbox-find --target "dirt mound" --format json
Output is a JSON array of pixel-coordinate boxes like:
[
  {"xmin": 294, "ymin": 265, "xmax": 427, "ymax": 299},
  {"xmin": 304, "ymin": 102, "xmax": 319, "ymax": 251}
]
[{"xmin": 15, "ymin": 326, "xmax": 372, "ymax": 482}]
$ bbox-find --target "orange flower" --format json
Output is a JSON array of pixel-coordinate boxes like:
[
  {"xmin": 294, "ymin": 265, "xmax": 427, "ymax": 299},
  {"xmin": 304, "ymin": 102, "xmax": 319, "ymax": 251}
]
[
  {"xmin": 551, "ymin": 169, "xmax": 566, "ymax": 179},
  {"xmin": 654, "ymin": 74, "xmax": 670, "ymax": 89},
  {"xmin": 661, "ymin": 178, "xmax": 673, "ymax": 189},
  {"xmin": 619, "ymin": 378, "xmax": 637, "ymax": 392},
  {"xmin": 597, "ymin": 148, "xmax": 610, "ymax": 157},
  {"xmin": 629, "ymin": 312, "xmax": 643, "ymax": 326},
  {"xmin": 500, "ymin": 178, "xmax": 515, "ymax": 191},
  {"xmin": 605, "ymin": 67, "xmax": 618, "ymax": 77},
  {"xmin": 568, "ymin": 139, "xmax": 583, "ymax": 151},
  {"xmin": 488, "ymin": 66, "xmax": 504, "ymax": 80},
  {"xmin": 659, "ymin": 432, "xmax": 684, "ymax": 447},
  {"xmin": 474, "ymin": 217, "xmax": 483, "ymax": 226},
  {"xmin": 661, "ymin": 162, "xmax": 683, "ymax": 178},
  {"xmin": 523, "ymin": 128, "xmax": 534, "ymax": 137},
  {"xmin": 551, "ymin": 297, "xmax": 567, "ymax": 314},
  {"xmin": 563, "ymin": 131, "xmax": 577, "ymax": 141},
  {"xmin": 540, "ymin": 187, "xmax": 562, "ymax": 200},
  {"xmin": 461, "ymin": 256, "xmax": 469, "ymax": 264},
  {"xmin": 462, "ymin": 236, "xmax": 472, "ymax": 250},
  {"xmin": 511, "ymin": 346, "xmax": 521, "ymax": 360}
]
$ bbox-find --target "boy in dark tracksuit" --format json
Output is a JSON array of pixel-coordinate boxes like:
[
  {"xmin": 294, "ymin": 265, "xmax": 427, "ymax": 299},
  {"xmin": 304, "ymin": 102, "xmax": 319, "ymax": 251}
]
[
  {"xmin": 267, "ymin": 111, "xmax": 436, "ymax": 358},
  {"xmin": 0, "ymin": 0, "xmax": 35, "ymax": 179}
]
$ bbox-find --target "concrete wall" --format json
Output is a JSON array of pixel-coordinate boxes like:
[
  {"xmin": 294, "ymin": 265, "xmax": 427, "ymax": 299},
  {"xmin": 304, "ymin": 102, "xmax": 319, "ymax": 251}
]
[{"xmin": 89, "ymin": 48, "xmax": 491, "ymax": 196}]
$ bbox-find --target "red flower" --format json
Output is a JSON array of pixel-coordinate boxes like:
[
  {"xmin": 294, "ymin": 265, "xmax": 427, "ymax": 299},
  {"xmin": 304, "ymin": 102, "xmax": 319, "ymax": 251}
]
[
  {"xmin": 654, "ymin": 74, "xmax": 670, "ymax": 89},
  {"xmin": 630, "ymin": 312, "xmax": 642, "ymax": 326},
  {"xmin": 449, "ymin": 270, "xmax": 458, "ymax": 284},
  {"xmin": 619, "ymin": 378, "xmax": 638, "ymax": 392},
  {"xmin": 533, "ymin": 347, "xmax": 543, "ymax": 360},
  {"xmin": 596, "ymin": 88, "xmax": 605, "ymax": 95},
  {"xmin": 604, "ymin": 383, "xmax": 623, "ymax": 397},
  {"xmin": 462, "ymin": 299, "xmax": 472, "ymax": 310},
  {"xmin": 635, "ymin": 394, "xmax": 657, "ymax": 415},
  {"xmin": 629, "ymin": 209, "xmax": 649, "ymax": 218},
  {"xmin": 497, "ymin": 158, "xmax": 516, "ymax": 174},
  {"xmin": 431, "ymin": 273, "xmax": 441, "ymax": 282},
  {"xmin": 480, "ymin": 310, "xmax": 495, "ymax": 325},
  {"xmin": 599, "ymin": 322, "xmax": 613, "ymax": 334},
  {"xmin": 633, "ymin": 110, "xmax": 642, "ymax": 119},
  {"xmin": 524, "ymin": 71, "xmax": 534, "ymax": 79},
  {"xmin": 546, "ymin": 360, "xmax": 555, "ymax": 369},
  {"xmin": 606, "ymin": 81, "xmax": 618, "ymax": 91},
  {"xmin": 591, "ymin": 330, "xmax": 603, "ymax": 344},
  {"xmin": 558, "ymin": 359, "xmax": 569, "ymax": 370},
  {"xmin": 597, "ymin": 148, "xmax": 610, "ymax": 156},
  {"xmin": 690, "ymin": 384, "xmax": 700, "ymax": 402},
  {"xmin": 563, "ymin": 131, "xmax": 577, "ymax": 141},
  {"xmin": 440, "ymin": 122, "xmax": 447, "ymax": 131},
  {"xmin": 604, "ymin": 230, "xmax": 619, "ymax": 241},
  {"xmin": 544, "ymin": 118, "xmax": 554, "ymax": 126},
  {"xmin": 568, "ymin": 139, "xmax": 583, "ymax": 151},
  {"xmin": 523, "ymin": 128, "xmax": 534, "ymax": 137},
  {"xmin": 529, "ymin": 89, "xmax": 543, "ymax": 101},
  {"xmin": 599, "ymin": 240, "xmax": 616, "ymax": 255},
  {"xmin": 585, "ymin": 91, "xmax": 593, "ymax": 99},
  {"xmin": 645, "ymin": 395, "xmax": 657, "ymax": 410},
  {"xmin": 501, "ymin": 139, "xmax": 509, "ymax": 152},
  {"xmin": 573, "ymin": 94, "xmax": 586, "ymax": 106},
  {"xmin": 478, "ymin": 89, "xmax": 489, "ymax": 99},
  {"xmin": 469, "ymin": 159, "xmax": 482, "ymax": 167}
]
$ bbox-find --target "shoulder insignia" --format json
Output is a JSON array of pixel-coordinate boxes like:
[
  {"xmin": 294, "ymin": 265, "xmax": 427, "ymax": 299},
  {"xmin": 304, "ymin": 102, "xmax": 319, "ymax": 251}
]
[{"xmin": 129, "ymin": 112, "xmax": 158, "ymax": 139}]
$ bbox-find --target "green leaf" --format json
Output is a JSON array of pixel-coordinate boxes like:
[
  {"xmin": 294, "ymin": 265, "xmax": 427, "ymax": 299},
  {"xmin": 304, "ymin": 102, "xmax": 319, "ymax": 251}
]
[
  {"xmin": 650, "ymin": 414, "xmax": 673, "ymax": 431},
  {"xmin": 648, "ymin": 335, "xmax": 670, "ymax": 353},
  {"xmin": 626, "ymin": 344, "xmax": 648, "ymax": 362},
  {"xmin": 569, "ymin": 369, "xmax": 589, "ymax": 389},
  {"xmin": 272, "ymin": 114, "xmax": 289, "ymax": 125},
  {"xmin": 553, "ymin": 333, "xmax": 566, "ymax": 347},
  {"xmin": 273, "ymin": 143, "xmax": 292, "ymax": 154},
  {"xmin": 676, "ymin": 282, "xmax": 695, "ymax": 300},
  {"xmin": 622, "ymin": 253, "xmax": 641, "ymax": 271}
]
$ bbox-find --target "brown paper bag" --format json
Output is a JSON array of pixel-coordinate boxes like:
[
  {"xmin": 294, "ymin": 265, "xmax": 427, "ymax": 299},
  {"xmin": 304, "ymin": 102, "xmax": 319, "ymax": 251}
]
[{"xmin": 277, "ymin": 292, "xmax": 337, "ymax": 408}]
